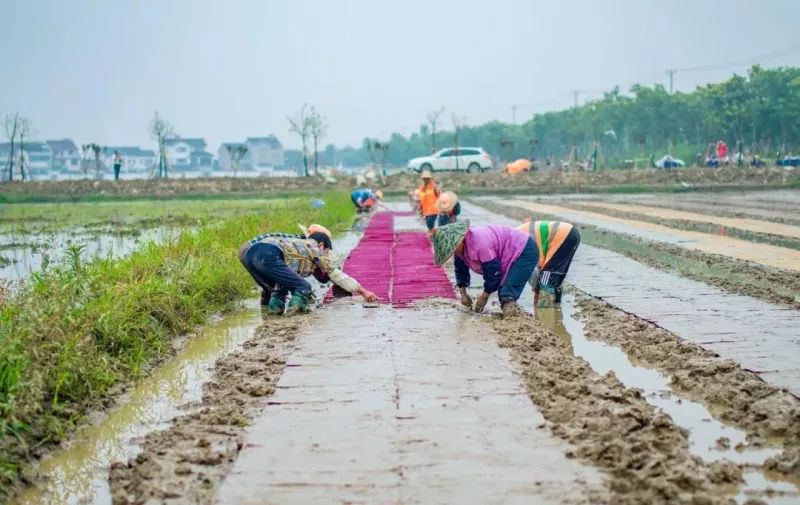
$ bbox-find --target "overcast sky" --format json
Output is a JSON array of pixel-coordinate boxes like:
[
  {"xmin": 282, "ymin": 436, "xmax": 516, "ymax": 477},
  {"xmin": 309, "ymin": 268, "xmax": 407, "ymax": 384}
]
[{"xmin": 1, "ymin": 0, "xmax": 798, "ymax": 152}]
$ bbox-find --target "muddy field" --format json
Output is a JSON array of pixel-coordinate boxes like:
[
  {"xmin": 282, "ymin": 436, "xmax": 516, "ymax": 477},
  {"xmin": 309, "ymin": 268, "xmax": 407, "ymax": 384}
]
[{"xmin": 9, "ymin": 191, "xmax": 800, "ymax": 504}]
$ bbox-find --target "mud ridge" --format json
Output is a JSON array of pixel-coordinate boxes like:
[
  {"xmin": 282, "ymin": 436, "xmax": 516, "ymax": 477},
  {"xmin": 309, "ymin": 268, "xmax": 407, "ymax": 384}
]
[
  {"xmin": 478, "ymin": 200, "xmax": 800, "ymax": 308},
  {"xmin": 108, "ymin": 313, "xmax": 313, "ymax": 504},
  {"xmin": 606, "ymin": 198, "xmax": 800, "ymax": 228},
  {"xmin": 572, "ymin": 292, "xmax": 800, "ymax": 480},
  {"xmin": 485, "ymin": 313, "xmax": 740, "ymax": 505}
]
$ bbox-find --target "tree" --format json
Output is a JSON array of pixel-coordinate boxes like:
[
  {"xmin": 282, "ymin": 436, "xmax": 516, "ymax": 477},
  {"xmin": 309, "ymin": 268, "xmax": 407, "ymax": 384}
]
[
  {"xmin": 16, "ymin": 116, "xmax": 32, "ymax": 181},
  {"xmin": 451, "ymin": 113, "xmax": 466, "ymax": 170},
  {"xmin": 3, "ymin": 113, "xmax": 20, "ymax": 181},
  {"xmin": 426, "ymin": 106, "xmax": 445, "ymax": 152},
  {"xmin": 81, "ymin": 143, "xmax": 103, "ymax": 179},
  {"xmin": 308, "ymin": 106, "xmax": 328, "ymax": 176},
  {"xmin": 288, "ymin": 104, "xmax": 312, "ymax": 177},
  {"xmin": 150, "ymin": 112, "xmax": 174, "ymax": 178},
  {"xmin": 364, "ymin": 139, "xmax": 390, "ymax": 177},
  {"xmin": 225, "ymin": 144, "xmax": 248, "ymax": 177}
]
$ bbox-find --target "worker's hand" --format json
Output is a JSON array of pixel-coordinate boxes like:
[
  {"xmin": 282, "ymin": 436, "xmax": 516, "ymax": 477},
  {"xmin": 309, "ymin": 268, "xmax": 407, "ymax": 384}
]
[
  {"xmin": 458, "ymin": 287, "xmax": 473, "ymax": 309},
  {"xmin": 474, "ymin": 291, "xmax": 490, "ymax": 313},
  {"xmin": 360, "ymin": 289, "xmax": 378, "ymax": 303}
]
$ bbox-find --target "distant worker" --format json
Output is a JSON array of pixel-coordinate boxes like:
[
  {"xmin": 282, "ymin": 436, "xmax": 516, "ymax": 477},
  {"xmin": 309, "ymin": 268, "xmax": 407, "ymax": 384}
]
[
  {"xmin": 436, "ymin": 191, "xmax": 461, "ymax": 226},
  {"xmin": 113, "ymin": 150, "xmax": 123, "ymax": 181},
  {"xmin": 351, "ymin": 188, "xmax": 384, "ymax": 212},
  {"xmin": 238, "ymin": 224, "xmax": 378, "ymax": 315},
  {"xmin": 432, "ymin": 219, "xmax": 538, "ymax": 317},
  {"xmin": 505, "ymin": 159, "xmax": 532, "ymax": 175},
  {"xmin": 418, "ymin": 170, "xmax": 441, "ymax": 230},
  {"xmin": 716, "ymin": 140, "xmax": 729, "ymax": 166},
  {"xmin": 516, "ymin": 218, "xmax": 581, "ymax": 304}
]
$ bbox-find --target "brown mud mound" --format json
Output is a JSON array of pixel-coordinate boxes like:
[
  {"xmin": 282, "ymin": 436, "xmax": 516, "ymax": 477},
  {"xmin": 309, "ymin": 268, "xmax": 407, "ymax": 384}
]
[
  {"xmin": 486, "ymin": 313, "xmax": 739, "ymax": 505},
  {"xmin": 479, "ymin": 200, "xmax": 800, "ymax": 308},
  {"xmin": 573, "ymin": 294, "xmax": 800, "ymax": 479},
  {"xmin": 108, "ymin": 314, "xmax": 312, "ymax": 504},
  {"xmin": 1, "ymin": 167, "xmax": 797, "ymax": 200}
]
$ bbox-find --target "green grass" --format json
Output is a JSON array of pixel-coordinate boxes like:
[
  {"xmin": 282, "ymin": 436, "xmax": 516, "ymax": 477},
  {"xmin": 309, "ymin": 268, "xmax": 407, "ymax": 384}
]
[{"xmin": 0, "ymin": 192, "xmax": 354, "ymax": 497}]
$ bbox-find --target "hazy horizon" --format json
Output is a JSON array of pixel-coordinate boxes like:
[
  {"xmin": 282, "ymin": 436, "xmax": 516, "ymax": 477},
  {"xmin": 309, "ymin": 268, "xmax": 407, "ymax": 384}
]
[{"xmin": 1, "ymin": 0, "xmax": 798, "ymax": 153}]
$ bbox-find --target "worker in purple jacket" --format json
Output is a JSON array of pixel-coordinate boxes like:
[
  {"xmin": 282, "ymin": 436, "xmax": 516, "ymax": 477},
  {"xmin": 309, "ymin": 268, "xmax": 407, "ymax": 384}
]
[{"xmin": 432, "ymin": 219, "xmax": 538, "ymax": 317}]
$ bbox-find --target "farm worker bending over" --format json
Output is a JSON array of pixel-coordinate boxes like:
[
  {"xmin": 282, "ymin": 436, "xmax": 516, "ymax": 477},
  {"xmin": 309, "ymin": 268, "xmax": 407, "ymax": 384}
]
[
  {"xmin": 516, "ymin": 218, "xmax": 581, "ymax": 304},
  {"xmin": 432, "ymin": 219, "xmax": 538, "ymax": 317},
  {"xmin": 436, "ymin": 191, "xmax": 461, "ymax": 226},
  {"xmin": 418, "ymin": 170, "xmax": 441, "ymax": 230},
  {"xmin": 238, "ymin": 224, "xmax": 378, "ymax": 315},
  {"xmin": 351, "ymin": 188, "xmax": 384, "ymax": 212}
]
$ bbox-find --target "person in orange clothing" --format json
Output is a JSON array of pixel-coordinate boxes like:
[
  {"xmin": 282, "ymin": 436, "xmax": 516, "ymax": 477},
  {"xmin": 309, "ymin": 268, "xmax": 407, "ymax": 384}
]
[
  {"xmin": 516, "ymin": 218, "xmax": 581, "ymax": 304},
  {"xmin": 417, "ymin": 170, "xmax": 441, "ymax": 230}
]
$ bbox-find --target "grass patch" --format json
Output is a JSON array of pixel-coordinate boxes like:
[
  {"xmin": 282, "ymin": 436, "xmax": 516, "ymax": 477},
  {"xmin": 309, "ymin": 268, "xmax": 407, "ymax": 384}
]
[{"xmin": 0, "ymin": 192, "xmax": 354, "ymax": 498}]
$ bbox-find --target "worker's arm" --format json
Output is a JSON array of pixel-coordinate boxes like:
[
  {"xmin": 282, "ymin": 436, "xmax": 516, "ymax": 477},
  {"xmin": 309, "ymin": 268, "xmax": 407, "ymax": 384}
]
[
  {"xmin": 473, "ymin": 259, "xmax": 502, "ymax": 313},
  {"xmin": 317, "ymin": 256, "xmax": 378, "ymax": 302},
  {"xmin": 454, "ymin": 256, "xmax": 472, "ymax": 308}
]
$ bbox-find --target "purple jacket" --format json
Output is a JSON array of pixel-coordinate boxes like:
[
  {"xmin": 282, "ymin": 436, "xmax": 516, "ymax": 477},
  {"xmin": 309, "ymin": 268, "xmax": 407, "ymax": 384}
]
[{"xmin": 457, "ymin": 225, "xmax": 529, "ymax": 284}]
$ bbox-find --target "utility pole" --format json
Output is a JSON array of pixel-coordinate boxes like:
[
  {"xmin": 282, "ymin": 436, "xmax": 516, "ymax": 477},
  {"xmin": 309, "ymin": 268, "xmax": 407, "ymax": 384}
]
[
  {"xmin": 572, "ymin": 90, "xmax": 579, "ymax": 108},
  {"xmin": 511, "ymin": 105, "xmax": 518, "ymax": 124},
  {"xmin": 667, "ymin": 69, "xmax": 676, "ymax": 93}
]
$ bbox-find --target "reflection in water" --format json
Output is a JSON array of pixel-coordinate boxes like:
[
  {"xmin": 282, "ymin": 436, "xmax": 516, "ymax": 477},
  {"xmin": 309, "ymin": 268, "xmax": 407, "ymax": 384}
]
[
  {"xmin": 13, "ymin": 302, "xmax": 263, "ymax": 505},
  {"xmin": 534, "ymin": 294, "xmax": 798, "ymax": 504}
]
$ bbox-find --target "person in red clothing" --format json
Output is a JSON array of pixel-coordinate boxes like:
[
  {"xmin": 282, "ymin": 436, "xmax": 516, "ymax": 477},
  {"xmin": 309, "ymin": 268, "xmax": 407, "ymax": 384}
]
[{"xmin": 716, "ymin": 140, "xmax": 729, "ymax": 166}]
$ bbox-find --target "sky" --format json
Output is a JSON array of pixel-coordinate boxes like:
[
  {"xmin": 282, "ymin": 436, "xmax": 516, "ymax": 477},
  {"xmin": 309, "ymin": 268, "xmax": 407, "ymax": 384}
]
[{"xmin": 1, "ymin": 0, "xmax": 798, "ymax": 153}]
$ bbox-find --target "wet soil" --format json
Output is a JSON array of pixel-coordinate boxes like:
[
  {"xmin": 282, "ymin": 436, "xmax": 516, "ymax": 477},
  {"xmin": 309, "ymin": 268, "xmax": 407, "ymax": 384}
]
[
  {"xmin": 563, "ymin": 201, "xmax": 800, "ymax": 251},
  {"xmin": 572, "ymin": 292, "xmax": 800, "ymax": 483},
  {"xmin": 107, "ymin": 313, "xmax": 310, "ymax": 504},
  {"xmin": 478, "ymin": 200, "xmax": 800, "ymax": 308},
  {"xmin": 485, "ymin": 312, "xmax": 740, "ymax": 505}
]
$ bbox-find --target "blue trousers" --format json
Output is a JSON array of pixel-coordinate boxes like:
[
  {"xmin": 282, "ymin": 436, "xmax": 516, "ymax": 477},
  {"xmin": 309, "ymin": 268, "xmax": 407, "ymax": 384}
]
[
  {"xmin": 241, "ymin": 243, "xmax": 312, "ymax": 300},
  {"xmin": 499, "ymin": 238, "xmax": 538, "ymax": 303}
]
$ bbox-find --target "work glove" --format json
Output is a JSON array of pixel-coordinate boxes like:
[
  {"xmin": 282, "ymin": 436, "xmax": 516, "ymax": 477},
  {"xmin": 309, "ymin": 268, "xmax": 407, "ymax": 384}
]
[
  {"xmin": 458, "ymin": 287, "xmax": 473, "ymax": 309},
  {"xmin": 474, "ymin": 291, "xmax": 490, "ymax": 313}
]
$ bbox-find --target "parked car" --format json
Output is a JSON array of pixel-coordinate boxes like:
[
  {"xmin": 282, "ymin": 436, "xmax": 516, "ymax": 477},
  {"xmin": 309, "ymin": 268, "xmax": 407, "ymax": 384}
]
[
  {"xmin": 407, "ymin": 147, "xmax": 494, "ymax": 173},
  {"xmin": 655, "ymin": 155, "xmax": 685, "ymax": 169}
]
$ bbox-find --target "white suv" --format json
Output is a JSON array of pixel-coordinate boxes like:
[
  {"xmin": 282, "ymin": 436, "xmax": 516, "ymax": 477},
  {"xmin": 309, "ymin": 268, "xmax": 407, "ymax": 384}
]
[{"xmin": 408, "ymin": 147, "xmax": 493, "ymax": 173}]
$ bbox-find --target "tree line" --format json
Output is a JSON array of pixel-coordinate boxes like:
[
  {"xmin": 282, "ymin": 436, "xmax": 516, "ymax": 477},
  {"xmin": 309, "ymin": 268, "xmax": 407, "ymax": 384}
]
[{"xmin": 287, "ymin": 65, "xmax": 800, "ymax": 170}]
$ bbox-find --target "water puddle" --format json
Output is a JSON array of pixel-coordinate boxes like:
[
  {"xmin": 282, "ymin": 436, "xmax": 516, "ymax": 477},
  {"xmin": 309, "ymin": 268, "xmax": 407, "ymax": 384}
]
[
  {"xmin": 533, "ymin": 293, "xmax": 799, "ymax": 504},
  {"xmin": 0, "ymin": 227, "xmax": 178, "ymax": 282},
  {"xmin": 13, "ymin": 301, "xmax": 264, "ymax": 505}
]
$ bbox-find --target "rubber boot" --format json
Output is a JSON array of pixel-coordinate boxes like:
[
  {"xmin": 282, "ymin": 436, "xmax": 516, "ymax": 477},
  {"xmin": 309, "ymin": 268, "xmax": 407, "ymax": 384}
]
[
  {"xmin": 285, "ymin": 292, "xmax": 312, "ymax": 316},
  {"xmin": 266, "ymin": 292, "xmax": 286, "ymax": 315},
  {"xmin": 501, "ymin": 300, "xmax": 523, "ymax": 318},
  {"xmin": 554, "ymin": 286, "xmax": 563, "ymax": 304}
]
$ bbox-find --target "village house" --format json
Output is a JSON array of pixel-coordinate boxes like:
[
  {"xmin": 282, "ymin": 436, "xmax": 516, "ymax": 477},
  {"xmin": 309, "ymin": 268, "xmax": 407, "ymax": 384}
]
[
  {"xmin": 103, "ymin": 147, "xmax": 157, "ymax": 173},
  {"xmin": 217, "ymin": 135, "xmax": 286, "ymax": 175},
  {"xmin": 164, "ymin": 137, "xmax": 213, "ymax": 171},
  {"xmin": 46, "ymin": 139, "xmax": 81, "ymax": 173}
]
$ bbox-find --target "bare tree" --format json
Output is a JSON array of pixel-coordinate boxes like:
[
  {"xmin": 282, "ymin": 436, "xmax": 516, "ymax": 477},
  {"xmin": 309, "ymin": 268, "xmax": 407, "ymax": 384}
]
[
  {"xmin": 225, "ymin": 144, "xmax": 248, "ymax": 178},
  {"xmin": 288, "ymin": 104, "xmax": 313, "ymax": 177},
  {"xmin": 3, "ymin": 113, "xmax": 20, "ymax": 181},
  {"xmin": 309, "ymin": 107, "xmax": 328, "ymax": 176},
  {"xmin": 150, "ymin": 112, "xmax": 174, "ymax": 178},
  {"xmin": 426, "ymin": 106, "xmax": 445, "ymax": 152},
  {"xmin": 451, "ymin": 113, "xmax": 466, "ymax": 170},
  {"xmin": 16, "ymin": 116, "xmax": 32, "ymax": 181},
  {"xmin": 81, "ymin": 143, "xmax": 103, "ymax": 179},
  {"xmin": 365, "ymin": 139, "xmax": 390, "ymax": 177}
]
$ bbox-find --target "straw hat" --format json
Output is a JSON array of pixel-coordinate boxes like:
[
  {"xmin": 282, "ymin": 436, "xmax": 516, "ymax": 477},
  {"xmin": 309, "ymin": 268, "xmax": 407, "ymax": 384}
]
[
  {"xmin": 298, "ymin": 223, "xmax": 332, "ymax": 239},
  {"xmin": 420, "ymin": 170, "xmax": 433, "ymax": 179},
  {"xmin": 432, "ymin": 219, "xmax": 470, "ymax": 266},
  {"xmin": 375, "ymin": 190, "xmax": 384, "ymax": 199},
  {"xmin": 436, "ymin": 191, "xmax": 458, "ymax": 213}
]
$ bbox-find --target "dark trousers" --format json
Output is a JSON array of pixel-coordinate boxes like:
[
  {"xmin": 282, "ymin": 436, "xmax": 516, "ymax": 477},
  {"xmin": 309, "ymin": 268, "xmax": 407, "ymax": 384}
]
[
  {"xmin": 499, "ymin": 238, "xmax": 538, "ymax": 303},
  {"xmin": 113, "ymin": 164, "xmax": 121, "ymax": 180},
  {"xmin": 539, "ymin": 228, "xmax": 581, "ymax": 290},
  {"xmin": 240, "ymin": 243, "xmax": 312, "ymax": 302},
  {"xmin": 425, "ymin": 215, "xmax": 438, "ymax": 230}
]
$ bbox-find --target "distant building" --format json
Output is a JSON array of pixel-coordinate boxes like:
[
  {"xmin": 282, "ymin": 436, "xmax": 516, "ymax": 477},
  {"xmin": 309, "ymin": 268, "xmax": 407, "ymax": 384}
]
[
  {"xmin": 218, "ymin": 135, "xmax": 286, "ymax": 174},
  {"xmin": 164, "ymin": 137, "xmax": 213, "ymax": 171},
  {"xmin": 103, "ymin": 147, "xmax": 157, "ymax": 173},
  {"xmin": 46, "ymin": 139, "xmax": 81, "ymax": 172}
]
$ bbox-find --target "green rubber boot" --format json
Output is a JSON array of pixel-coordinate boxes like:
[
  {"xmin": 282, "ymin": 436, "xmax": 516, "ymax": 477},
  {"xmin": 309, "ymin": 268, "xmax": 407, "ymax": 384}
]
[
  {"xmin": 266, "ymin": 292, "xmax": 286, "ymax": 315},
  {"xmin": 285, "ymin": 292, "xmax": 312, "ymax": 316}
]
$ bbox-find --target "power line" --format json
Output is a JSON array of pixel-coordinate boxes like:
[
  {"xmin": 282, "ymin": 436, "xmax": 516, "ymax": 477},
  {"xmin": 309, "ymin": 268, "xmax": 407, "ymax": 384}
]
[{"xmin": 675, "ymin": 41, "xmax": 800, "ymax": 73}]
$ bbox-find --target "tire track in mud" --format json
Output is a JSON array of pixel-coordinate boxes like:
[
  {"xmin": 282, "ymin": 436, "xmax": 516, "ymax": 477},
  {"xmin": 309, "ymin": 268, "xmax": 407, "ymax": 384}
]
[
  {"xmin": 572, "ymin": 292, "xmax": 800, "ymax": 483},
  {"xmin": 477, "ymin": 200, "xmax": 800, "ymax": 308},
  {"xmin": 484, "ymin": 313, "xmax": 741, "ymax": 505},
  {"xmin": 108, "ymin": 314, "xmax": 311, "ymax": 504}
]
